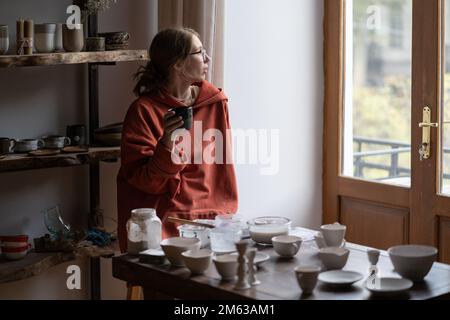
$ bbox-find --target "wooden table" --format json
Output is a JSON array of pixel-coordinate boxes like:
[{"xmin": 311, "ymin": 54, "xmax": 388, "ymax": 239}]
[{"xmin": 112, "ymin": 239, "xmax": 450, "ymax": 300}]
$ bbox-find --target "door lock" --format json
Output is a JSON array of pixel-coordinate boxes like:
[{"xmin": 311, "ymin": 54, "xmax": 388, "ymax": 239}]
[{"xmin": 418, "ymin": 107, "xmax": 438, "ymax": 161}]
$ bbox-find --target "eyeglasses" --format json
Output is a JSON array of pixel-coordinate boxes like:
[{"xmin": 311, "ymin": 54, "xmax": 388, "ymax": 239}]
[{"xmin": 189, "ymin": 48, "xmax": 208, "ymax": 61}]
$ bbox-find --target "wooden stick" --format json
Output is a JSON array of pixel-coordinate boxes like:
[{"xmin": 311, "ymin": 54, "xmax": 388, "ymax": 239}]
[{"xmin": 167, "ymin": 217, "xmax": 215, "ymax": 229}]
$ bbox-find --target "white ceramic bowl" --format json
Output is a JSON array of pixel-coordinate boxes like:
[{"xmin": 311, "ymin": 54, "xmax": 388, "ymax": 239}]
[
  {"xmin": 318, "ymin": 247, "xmax": 350, "ymax": 270},
  {"xmin": 272, "ymin": 235, "xmax": 302, "ymax": 258},
  {"xmin": 160, "ymin": 237, "xmax": 201, "ymax": 267},
  {"xmin": 213, "ymin": 254, "xmax": 238, "ymax": 281},
  {"xmin": 181, "ymin": 249, "xmax": 213, "ymax": 275},
  {"xmin": 247, "ymin": 216, "xmax": 291, "ymax": 245},
  {"xmin": 388, "ymin": 245, "xmax": 438, "ymax": 281}
]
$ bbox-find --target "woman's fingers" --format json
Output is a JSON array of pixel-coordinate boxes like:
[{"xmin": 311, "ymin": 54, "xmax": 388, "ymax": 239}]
[
  {"xmin": 165, "ymin": 116, "xmax": 183, "ymax": 128},
  {"xmin": 165, "ymin": 118, "xmax": 184, "ymax": 134}
]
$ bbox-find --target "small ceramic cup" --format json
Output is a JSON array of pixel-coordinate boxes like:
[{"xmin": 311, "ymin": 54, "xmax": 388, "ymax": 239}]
[
  {"xmin": 320, "ymin": 223, "xmax": 346, "ymax": 247},
  {"xmin": 0, "ymin": 138, "xmax": 16, "ymax": 155},
  {"xmin": 85, "ymin": 37, "xmax": 105, "ymax": 51},
  {"xmin": 168, "ymin": 107, "xmax": 193, "ymax": 130},
  {"xmin": 295, "ymin": 265, "xmax": 321, "ymax": 295},
  {"xmin": 63, "ymin": 23, "xmax": 84, "ymax": 52},
  {"xmin": 272, "ymin": 235, "xmax": 302, "ymax": 258},
  {"xmin": 35, "ymin": 23, "xmax": 56, "ymax": 53},
  {"xmin": 13, "ymin": 139, "xmax": 44, "ymax": 153},
  {"xmin": 42, "ymin": 135, "xmax": 71, "ymax": 149},
  {"xmin": 213, "ymin": 254, "xmax": 238, "ymax": 281}
]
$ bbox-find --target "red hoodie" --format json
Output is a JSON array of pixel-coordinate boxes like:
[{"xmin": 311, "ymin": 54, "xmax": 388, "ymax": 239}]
[{"xmin": 117, "ymin": 80, "xmax": 238, "ymax": 252}]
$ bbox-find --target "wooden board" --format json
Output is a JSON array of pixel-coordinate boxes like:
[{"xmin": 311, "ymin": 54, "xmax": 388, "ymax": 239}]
[
  {"xmin": 0, "ymin": 251, "xmax": 75, "ymax": 284},
  {"xmin": 0, "ymin": 147, "xmax": 120, "ymax": 173},
  {"xmin": 0, "ymin": 50, "xmax": 148, "ymax": 68}
]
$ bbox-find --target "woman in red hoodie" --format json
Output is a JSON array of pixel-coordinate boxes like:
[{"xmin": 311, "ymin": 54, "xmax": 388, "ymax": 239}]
[{"xmin": 117, "ymin": 28, "xmax": 238, "ymax": 252}]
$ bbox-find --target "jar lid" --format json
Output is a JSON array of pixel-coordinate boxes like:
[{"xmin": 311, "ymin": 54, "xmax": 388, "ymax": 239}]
[{"xmin": 131, "ymin": 208, "xmax": 156, "ymax": 220}]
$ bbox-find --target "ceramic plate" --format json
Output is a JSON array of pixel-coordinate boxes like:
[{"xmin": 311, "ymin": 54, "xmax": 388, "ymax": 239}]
[
  {"xmin": 231, "ymin": 252, "xmax": 270, "ymax": 266},
  {"xmin": 318, "ymin": 270, "xmax": 364, "ymax": 287},
  {"xmin": 366, "ymin": 277, "xmax": 413, "ymax": 295},
  {"xmin": 28, "ymin": 149, "xmax": 61, "ymax": 157}
]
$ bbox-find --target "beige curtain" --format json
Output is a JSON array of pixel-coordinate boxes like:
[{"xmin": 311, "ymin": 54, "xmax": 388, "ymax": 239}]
[{"xmin": 158, "ymin": 0, "xmax": 225, "ymax": 88}]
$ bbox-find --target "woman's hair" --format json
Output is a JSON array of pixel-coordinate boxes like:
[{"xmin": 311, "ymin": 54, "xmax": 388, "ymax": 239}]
[{"xmin": 133, "ymin": 27, "xmax": 201, "ymax": 97}]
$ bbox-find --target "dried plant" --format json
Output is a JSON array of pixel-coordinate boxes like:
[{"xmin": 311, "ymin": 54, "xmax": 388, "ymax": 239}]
[{"xmin": 84, "ymin": 0, "xmax": 117, "ymax": 15}]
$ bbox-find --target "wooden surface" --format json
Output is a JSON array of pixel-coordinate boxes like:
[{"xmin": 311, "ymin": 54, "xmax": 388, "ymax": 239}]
[
  {"xmin": 112, "ymin": 240, "xmax": 450, "ymax": 300},
  {"xmin": 0, "ymin": 251, "xmax": 75, "ymax": 284},
  {"xmin": 0, "ymin": 147, "xmax": 120, "ymax": 173},
  {"xmin": 0, "ymin": 50, "xmax": 148, "ymax": 68},
  {"xmin": 322, "ymin": 0, "xmax": 343, "ymax": 225}
]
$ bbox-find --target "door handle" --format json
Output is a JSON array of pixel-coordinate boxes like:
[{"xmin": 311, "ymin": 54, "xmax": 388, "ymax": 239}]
[{"xmin": 418, "ymin": 106, "xmax": 439, "ymax": 161}]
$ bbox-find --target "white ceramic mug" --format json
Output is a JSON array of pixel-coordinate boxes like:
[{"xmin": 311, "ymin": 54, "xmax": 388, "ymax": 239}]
[
  {"xmin": 320, "ymin": 223, "xmax": 346, "ymax": 247},
  {"xmin": 295, "ymin": 265, "xmax": 321, "ymax": 295}
]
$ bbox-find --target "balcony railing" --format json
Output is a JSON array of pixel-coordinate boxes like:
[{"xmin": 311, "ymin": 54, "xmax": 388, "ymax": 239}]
[{"xmin": 353, "ymin": 136, "xmax": 450, "ymax": 181}]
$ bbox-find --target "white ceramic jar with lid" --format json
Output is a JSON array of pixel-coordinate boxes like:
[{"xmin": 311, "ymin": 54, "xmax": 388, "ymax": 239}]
[{"xmin": 126, "ymin": 208, "xmax": 162, "ymax": 254}]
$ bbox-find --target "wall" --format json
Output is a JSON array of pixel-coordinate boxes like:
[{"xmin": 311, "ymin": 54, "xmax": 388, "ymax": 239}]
[{"xmin": 224, "ymin": 0, "xmax": 324, "ymax": 228}]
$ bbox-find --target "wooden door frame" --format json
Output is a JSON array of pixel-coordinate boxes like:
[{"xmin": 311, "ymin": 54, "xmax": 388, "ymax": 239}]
[{"xmin": 323, "ymin": 0, "xmax": 411, "ymax": 225}]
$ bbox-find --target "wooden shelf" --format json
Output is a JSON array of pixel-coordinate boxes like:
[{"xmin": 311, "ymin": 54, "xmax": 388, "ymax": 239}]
[
  {"xmin": 0, "ymin": 251, "xmax": 76, "ymax": 284},
  {"xmin": 0, "ymin": 241, "xmax": 119, "ymax": 284},
  {"xmin": 0, "ymin": 50, "xmax": 149, "ymax": 68},
  {"xmin": 0, "ymin": 146, "xmax": 120, "ymax": 173}
]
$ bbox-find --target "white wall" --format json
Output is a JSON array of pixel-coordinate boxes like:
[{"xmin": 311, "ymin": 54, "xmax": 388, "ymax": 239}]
[{"xmin": 224, "ymin": 0, "xmax": 324, "ymax": 229}]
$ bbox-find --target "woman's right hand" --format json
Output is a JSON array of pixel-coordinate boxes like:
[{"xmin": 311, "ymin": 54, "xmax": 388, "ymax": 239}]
[{"xmin": 160, "ymin": 111, "xmax": 184, "ymax": 149}]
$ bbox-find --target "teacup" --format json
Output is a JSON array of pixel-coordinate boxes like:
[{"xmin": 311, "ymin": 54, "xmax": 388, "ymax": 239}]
[
  {"xmin": 213, "ymin": 254, "xmax": 238, "ymax": 281},
  {"xmin": 272, "ymin": 235, "xmax": 302, "ymax": 258},
  {"xmin": 320, "ymin": 223, "xmax": 346, "ymax": 247},
  {"xmin": 42, "ymin": 135, "xmax": 71, "ymax": 149},
  {"xmin": 0, "ymin": 138, "xmax": 16, "ymax": 155},
  {"xmin": 318, "ymin": 247, "xmax": 350, "ymax": 270},
  {"xmin": 13, "ymin": 139, "xmax": 44, "ymax": 153},
  {"xmin": 295, "ymin": 265, "xmax": 321, "ymax": 295},
  {"xmin": 168, "ymin": 107, "xmax": 193, "ymax": 130}
]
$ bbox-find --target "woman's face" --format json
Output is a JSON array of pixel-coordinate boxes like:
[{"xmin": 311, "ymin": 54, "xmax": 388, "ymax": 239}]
[{"xmin": 178, "ymin": 35, "xmax": 210, "ymax": 82}]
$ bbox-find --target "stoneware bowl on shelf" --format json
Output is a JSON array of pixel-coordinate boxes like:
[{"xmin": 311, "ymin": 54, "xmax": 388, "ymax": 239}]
[
  {"xmin": 247, "ymin": 216, "xmax": 291, "ymax": 245},
  {"xmin": 388, "ymin": 245, "xmax": 438, "ymax": 281},
  {"xmin": 181, "ymin": 249, "xmax": 213, "ymax": 275},
  {"xmin": 160, "ymin": 237, "xmax": 201, "ymax": 267},
  {"xmin": 318, "ymin": 247, "xmax": 350, "ymax": 270}
]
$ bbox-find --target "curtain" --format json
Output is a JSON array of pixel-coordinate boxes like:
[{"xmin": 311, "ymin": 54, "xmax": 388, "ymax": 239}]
[{"xmin": 158, "ymin": 0, "xmax": 225, "ymax": 88}]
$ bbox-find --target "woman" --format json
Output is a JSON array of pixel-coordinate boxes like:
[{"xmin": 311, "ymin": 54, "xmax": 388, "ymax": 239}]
[{"xmin": 117, "ymin": 28, "xmax": 238, "ymax": 252}]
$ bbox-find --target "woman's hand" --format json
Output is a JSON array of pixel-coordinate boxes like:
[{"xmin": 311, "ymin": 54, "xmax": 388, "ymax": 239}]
[{"xmin": 160, "ymin": 111, "xmax": 184, "ymax": 149}]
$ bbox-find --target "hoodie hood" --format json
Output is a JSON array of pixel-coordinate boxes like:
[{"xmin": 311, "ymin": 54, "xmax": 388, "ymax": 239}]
[{"xmin": 150, "ymin": 80, "xmax": 227, "ymax": 109}]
